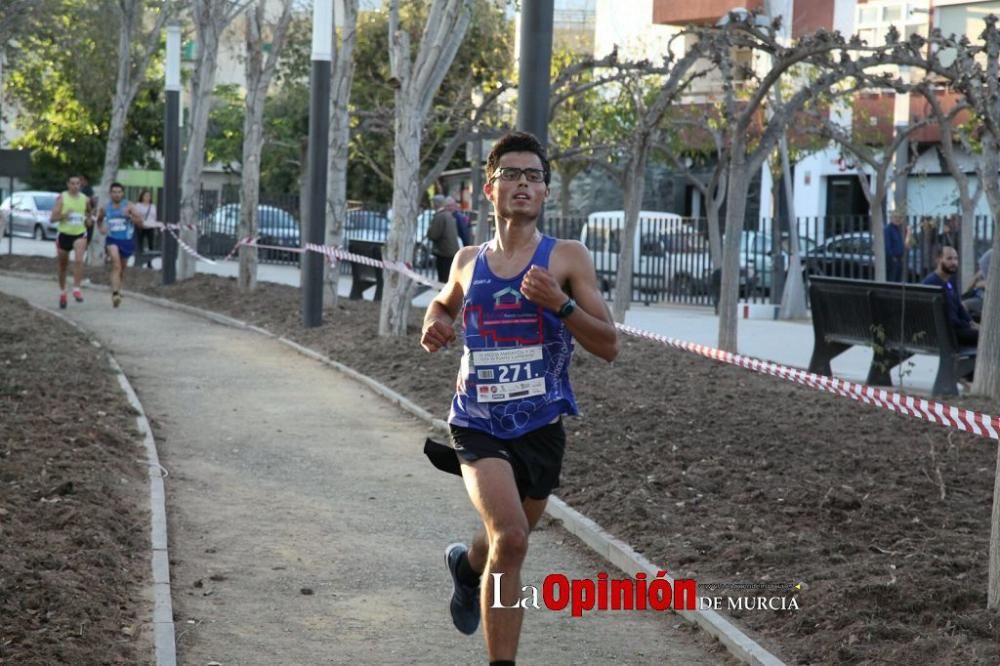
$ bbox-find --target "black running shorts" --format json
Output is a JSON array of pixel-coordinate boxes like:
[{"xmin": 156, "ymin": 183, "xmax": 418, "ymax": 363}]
[
  {"xmin": 57, "ymin": 232, "xmax": 86, "ymax": 253},
  {"xmin": 449, "ymin": 420, "xmax": 566, "ymax": 501}
]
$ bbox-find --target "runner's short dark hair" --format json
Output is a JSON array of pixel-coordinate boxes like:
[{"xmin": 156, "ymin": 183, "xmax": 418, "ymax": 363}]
[
  {"xmin": 110, "ymin": 182, "xmax": 125, "ymax": 191},
  {"xmin": 485, "ymin": 131, "xmax": 550, "ymax": 185}
]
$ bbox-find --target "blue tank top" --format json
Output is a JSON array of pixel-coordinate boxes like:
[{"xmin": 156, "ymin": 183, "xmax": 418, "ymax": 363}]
[
  {"xmin": 448, "ymin": 235, "xmax": 579, "ymax": 439},
  {"xmin": 105, "ymin": 200, "xmax": 133, "ymax": 240}
]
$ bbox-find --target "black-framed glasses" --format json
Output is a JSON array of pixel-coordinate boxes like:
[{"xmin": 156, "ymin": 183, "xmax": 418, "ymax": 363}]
[{"xmin": 490, "ymin": 167, "xmax": 546, "ymax": 183}]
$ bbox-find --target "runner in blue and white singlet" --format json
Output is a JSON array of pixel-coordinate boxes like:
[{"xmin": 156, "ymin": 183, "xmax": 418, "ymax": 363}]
[
  {"xmin": 449, "ymin": 235, "xmax": 578, "ymax": 437},
  {"xmin": 420, "ymin": 131, "xmax": 619, "ymax": 661}
]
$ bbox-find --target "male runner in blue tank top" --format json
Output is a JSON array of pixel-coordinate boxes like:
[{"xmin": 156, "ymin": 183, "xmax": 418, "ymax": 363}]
[
  {"xmin": 421, "ymin": 132, "xmax": 619, "ymax": 666},
  {"xmin": 96, "ymin": 182, "xmax": 142, "ymax": 308}
]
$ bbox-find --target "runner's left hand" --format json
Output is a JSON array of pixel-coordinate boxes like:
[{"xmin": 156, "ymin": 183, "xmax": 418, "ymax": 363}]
[{"xmin": 521, "ymin": 265, "xmax": 565, "ymax": 312}]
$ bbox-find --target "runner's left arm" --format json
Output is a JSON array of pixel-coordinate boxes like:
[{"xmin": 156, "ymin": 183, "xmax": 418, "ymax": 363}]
[
  {"xmin": 128, "ymin": 204, "xmax": 144, "ymax": 228},
  {"xmin": 521, "ymin": 241, "xmax": 619, "ymax": 362}
]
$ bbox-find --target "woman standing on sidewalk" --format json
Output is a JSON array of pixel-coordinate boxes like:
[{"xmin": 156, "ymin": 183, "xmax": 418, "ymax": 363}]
[{"xmin": 133, "ymin": 190, "xmax": 158, "ymax": 268}]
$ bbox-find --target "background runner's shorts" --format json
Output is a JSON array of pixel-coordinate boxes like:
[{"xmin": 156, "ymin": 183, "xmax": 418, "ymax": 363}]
[
  {"xmin": 56, "ymin": 232, "xmax": 85, "ymax": 253},
  {"xmin": 450, "ymin": 420, "xmax": 566, "ymax": 500},
  {"xmin": 106, "ymin": 237, "xmax": 135, "ymax": 259}
]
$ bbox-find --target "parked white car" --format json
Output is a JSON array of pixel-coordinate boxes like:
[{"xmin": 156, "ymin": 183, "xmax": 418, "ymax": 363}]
[
  {"xmin": 0, "ymin": 191, "xmax": 60, "ymax": 240},
  {"xmin": 580, "ymin": 210, "xmax": 713, "ymax": 296}
]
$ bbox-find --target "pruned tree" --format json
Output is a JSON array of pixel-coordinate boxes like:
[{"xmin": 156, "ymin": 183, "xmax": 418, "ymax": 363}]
[
  {"xmin": 706, "ymin": 15, "xmax": 899, "ymax": 351},
  {"xmin": 912, "ymin": 84, "xmax": 982, "ymax": 290},
  {"xmin": 322, "ymin": 0, "xmax": 360, "ymax": 308},
  {"xmin": 177, "ymin": 0, "xmax": 248, "ymax": 281},
  {"xmin": 86, "ymin": 0, "xmax": 175, "ymax": 265},
  {"xmin": 885, "ymin": 21, "xmax": 1000, "ymax": 403},
  {"xmin": 606, "ymin": 44, "xmax": 709, "ymax": 322},
  {"xmin": 378, "ymin": 0, "xmax": 471, "ymax": 337},
  {"xmin": 660, "ymin": 103, "xmax": 728, "ymax": 269},
  {"xmin": 237, "ymin": 0, "xmax": 293, "ymax": 292}
]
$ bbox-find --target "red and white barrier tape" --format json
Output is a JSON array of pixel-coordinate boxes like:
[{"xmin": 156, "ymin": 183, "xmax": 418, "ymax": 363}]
[
  {"xmin": 615, "ymin": 324, "xmax": 1000, "ymax": 441},
  {"xmin": 163, "ymin": 225, "xmax": 217, "ymax": 265},
  {"xmin": 161, "ymin": 234, "xmax": 1000, "ymax": 441}
]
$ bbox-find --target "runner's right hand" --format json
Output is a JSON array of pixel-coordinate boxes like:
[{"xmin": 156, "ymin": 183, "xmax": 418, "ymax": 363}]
[{"xmin": 421, "ymin": 319, "xmax": 455, "ymax": 353}]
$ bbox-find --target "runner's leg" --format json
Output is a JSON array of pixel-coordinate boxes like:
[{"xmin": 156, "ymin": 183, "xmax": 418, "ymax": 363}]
[
  {"xmin": 461, "ymin": 458, "xmax": 530, "ymax": 663},
  {"xmin": 71, "ymin": 236, "xmax": 87, "ymax": 293},
  {"xmin": 108, "ymin": 244, "xmax": 123, "ymax": 294},
  {"xmin": 467, "ymin": 497, "xmax": 547, "ymax": 574},
  {"xmin": 57, "ymin": 245, "xmax": 69, "ymax": 291}
]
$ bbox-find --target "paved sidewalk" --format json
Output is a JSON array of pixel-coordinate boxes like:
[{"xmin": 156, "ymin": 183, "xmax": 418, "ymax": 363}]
[{"xmin": 1, "ymin": 274, "xmax": 723, "ymax": 666}]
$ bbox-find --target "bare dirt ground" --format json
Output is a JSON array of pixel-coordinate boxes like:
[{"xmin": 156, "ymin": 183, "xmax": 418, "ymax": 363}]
[
  {"xmin": 0, "ymin": 291, "xmax": 150, "ymax": 665},
  {"xmin": 4, "ymin": 255, "xmax": 1000, "ymax": 665}
]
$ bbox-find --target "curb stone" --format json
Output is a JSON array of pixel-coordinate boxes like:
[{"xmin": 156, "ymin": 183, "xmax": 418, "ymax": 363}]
[
  {"xmin": 22, "ymin": 300, "xmax": 177, "ymax": 666},
  {"xmin": 3, "ymin": 270, "xmax": 785, "ymax": 666}
]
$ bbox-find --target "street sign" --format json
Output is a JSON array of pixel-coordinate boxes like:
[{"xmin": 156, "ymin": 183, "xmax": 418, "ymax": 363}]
[{"xmin": 0, "ymin": 149, "xmax": 30, "ymax": 179}]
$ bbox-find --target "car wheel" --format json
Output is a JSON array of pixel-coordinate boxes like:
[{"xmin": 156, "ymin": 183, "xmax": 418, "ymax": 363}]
[{"xmin": 34, "ymin": 225, "xmax": 45, "ymax": 241}]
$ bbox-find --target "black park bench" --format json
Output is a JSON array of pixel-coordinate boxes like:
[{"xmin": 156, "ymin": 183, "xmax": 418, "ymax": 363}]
[{"xmin": 807, "ymin": 276, "xmax": 977, "ymax": 397}]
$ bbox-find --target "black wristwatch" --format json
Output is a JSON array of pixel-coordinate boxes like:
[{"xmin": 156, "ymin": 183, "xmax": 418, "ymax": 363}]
[{"xmin": 556, "ymin": 298, "xmax": 576, "ymax": 319}]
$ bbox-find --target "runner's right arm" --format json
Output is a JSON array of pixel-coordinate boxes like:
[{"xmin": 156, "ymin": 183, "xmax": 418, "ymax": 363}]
[
  {"xmin": 420, "ymin": 246, "xmax": 476, "ymax": 352},
  {"xmin": 51, "ymin": 195, "xmax": 64, "ymax": 222}
]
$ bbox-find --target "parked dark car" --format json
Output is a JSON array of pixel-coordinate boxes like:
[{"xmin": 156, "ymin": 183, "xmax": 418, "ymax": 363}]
[
  {"xmin": 803, "ymin": 231, "xmax": 922, "ymax": 282},
  {"xmin": 345, "ymin": 209, "xmax": 431, "ymax": 268},
  {"xmin": 200, "ymin": 203, "xmax": 300, "ymax": 261}
]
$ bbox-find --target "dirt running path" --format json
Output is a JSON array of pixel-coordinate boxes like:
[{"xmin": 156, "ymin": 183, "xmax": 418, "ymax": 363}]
[{"xmin": 1, "ymin": 275, "xmax": 723, "ymax": 665}]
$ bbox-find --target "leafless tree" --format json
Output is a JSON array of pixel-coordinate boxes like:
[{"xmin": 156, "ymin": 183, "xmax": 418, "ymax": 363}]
[
  {"xmin": 378, "ymin": 0, "xmax": 471, "ymax": 337},
  {"xmin": 322, "ymin": 0, "xmax": 360, "ymax": 308},
  {"xmin": 87, "ymin": 0, "xmax": 176, "ymax": 265},
  {"xmin": 706, "ymin": 16, "xmax": 900, "ymax": 351},
  {"xmin": 237, "ymin": 0, "xmax": 293, "ymax": 292},
  {"xmin": 177, "ymin": 0, "xmax": 248, "ymax": 280}
]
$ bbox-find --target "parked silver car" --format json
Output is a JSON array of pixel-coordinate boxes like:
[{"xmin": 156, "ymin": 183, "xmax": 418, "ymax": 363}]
[{"xmin": 0, "ymin": 191, "xmax": 60, "ymax": 240}]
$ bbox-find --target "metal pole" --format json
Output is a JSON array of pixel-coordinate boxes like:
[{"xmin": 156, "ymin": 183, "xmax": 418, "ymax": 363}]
[
  {"xmin": 162, "ymin": 23, "xmax": 182, "ymax": 285},
  {"xmin": 302, "ymin": 0, "xmax": 332, "ymax": 328},
  {"xmin": 517, "ymin": 0, "xmax": 554, "ymax": 147},
  {"xmin": 471, "ymin": 131, "xmax": 488, "ymax": 245},
  {"xmin": 7, "ymin": 177, "xmax": 12, "ymax": 256}
]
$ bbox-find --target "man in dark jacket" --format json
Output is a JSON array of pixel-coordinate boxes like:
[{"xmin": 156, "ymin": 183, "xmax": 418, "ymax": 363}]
[
  {"xmin": 427, "ymin": 194, "xmax": 459, "ymax": 283},
  {"xmin": 923, "ymin": 246, "xmax": 978, "ymax": 348}
]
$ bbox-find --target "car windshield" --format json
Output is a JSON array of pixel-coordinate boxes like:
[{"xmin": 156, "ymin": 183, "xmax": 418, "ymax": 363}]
[{"xmin": 34, "ymin": 195, "xmax": 57, "ymax": 211}]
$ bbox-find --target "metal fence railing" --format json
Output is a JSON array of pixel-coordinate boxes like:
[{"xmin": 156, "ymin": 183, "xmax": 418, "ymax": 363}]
[{"xmin": 186, "ymin": 192, "xmax": 997, "ymax": 308}]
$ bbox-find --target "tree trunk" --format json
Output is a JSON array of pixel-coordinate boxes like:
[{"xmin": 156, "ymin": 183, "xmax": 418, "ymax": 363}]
[
  {"xmin": 324, "ymin": 0, "xmax": 359, "ymax": 308},
  {"xmin": 238, "ymin": 0, "xmax": 293, "ymax": 293},
  {"xmin": 778, "ymin": 134, "xmax": 806, "ymax": 319},
  {"xmin": 179, "ymin": 1, "xmax": 228, "ymax": 281},
  {"xmin": 990, "ymin": 444, "xmax": 1000, "ymax": 609},
  {"xmin": 870, "ymin": 187, "xmax": 887, "ymax": 283},
  {"xmin": 973, "ymin": 139, "xmax": 1000, "ymax": 401},
  {"xmin": 378, "ymin": 108, "xmax": 421, "ymax": 336},
  {"xmin": 378, "ymin": 0, "xmax": 471, "ymax": 336},
  {"xmin": 718, "ymin": 153, "xmax": 750, "ymax": 352},
  {"xmin": 89, "ymin": 97, "xmax": 130, "ymax": 265},
  {"xmin": 612, "ymin": 148, "xmax": 647, "ymax": 322},
  {"xmin": 706, "ymin": 190, "xmax": 723, "ymax": 270},
  {"xmin": 559, "ymin": 168, "xmax": 575, "ymax": 220}
]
